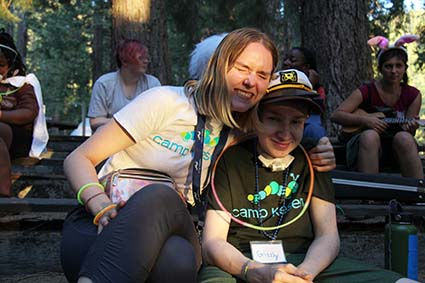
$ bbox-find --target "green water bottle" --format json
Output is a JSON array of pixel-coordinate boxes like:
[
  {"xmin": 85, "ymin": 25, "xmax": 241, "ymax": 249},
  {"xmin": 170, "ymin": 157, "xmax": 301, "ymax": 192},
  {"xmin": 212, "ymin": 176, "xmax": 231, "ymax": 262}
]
[{"xmin": 384, "ymin": 211, "xmax": 418, "ymax": 280}]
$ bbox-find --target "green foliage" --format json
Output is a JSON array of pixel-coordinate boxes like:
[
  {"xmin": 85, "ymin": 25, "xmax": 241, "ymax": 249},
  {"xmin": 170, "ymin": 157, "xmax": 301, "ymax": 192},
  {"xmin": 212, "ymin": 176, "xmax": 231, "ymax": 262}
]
[
  {"xmin": 25, "ymin": 0, "xmax": 111, "ymax": 123},
  {"xmin": 0, "ymin": 0, "xmax": 33, "ymax": 23},
  {"xmin": 2, "ymin": 0, "xmax": 425, "ymax": 128}
]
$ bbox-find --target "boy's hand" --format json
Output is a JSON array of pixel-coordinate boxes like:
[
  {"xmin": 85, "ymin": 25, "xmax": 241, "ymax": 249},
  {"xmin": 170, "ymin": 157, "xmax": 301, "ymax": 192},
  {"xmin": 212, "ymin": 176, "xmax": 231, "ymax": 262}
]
[{"xmin": 308, "ymin": 137, "xmax": 336, "ymax": 172}]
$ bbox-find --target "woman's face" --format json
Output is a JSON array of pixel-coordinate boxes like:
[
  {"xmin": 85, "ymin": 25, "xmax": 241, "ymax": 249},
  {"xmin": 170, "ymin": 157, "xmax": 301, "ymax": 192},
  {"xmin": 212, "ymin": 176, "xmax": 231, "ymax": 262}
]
[
  {"xmin": 380, "ymin": 56, "xmax": 406, "ymax": 83},
  {"xmin": 257, "ymin": 103, "xmax": 307, "ymax": 158},
  {"xmin": 226, "ymin": 42, "xmax": 273, "ymax": 112},
  {"xmin": 0, "ymin": 53, "xmax": 9, "ymax": 79},
  {"xmin": 283, "ymin": 49, "xmax": 308, "ymax": 72},
  {"xmin": 123, "ymin": 51, "xmax": 149, "ymax": 75}
]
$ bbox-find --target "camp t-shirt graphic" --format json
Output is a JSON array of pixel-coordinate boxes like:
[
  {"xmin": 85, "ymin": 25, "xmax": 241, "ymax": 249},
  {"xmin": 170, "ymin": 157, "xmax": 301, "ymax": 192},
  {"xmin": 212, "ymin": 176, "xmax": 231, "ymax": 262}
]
[{"xmin": 233, "ymin": 172, "xmax": 307, "ymax": 221}]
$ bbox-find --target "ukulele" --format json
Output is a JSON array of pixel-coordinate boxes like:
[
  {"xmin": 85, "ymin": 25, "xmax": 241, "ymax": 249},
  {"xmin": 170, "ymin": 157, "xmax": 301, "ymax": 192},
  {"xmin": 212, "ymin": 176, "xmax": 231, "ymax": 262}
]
[{"xmin": 341, "ymin": 109, "xmax": 425, "ymax": 134}]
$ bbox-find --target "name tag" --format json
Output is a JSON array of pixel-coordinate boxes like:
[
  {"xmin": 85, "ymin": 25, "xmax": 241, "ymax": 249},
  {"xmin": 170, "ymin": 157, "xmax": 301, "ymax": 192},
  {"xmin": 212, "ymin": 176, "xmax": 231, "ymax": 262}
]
[{"xmin": 250, "ymin": 240, "xmax": 286, "ymax": 264}]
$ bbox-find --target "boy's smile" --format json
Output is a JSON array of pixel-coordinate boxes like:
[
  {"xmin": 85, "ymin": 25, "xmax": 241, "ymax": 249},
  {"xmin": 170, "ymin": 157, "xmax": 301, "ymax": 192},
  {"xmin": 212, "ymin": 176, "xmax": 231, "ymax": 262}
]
[{"xmin": 257, "ymin": 103, "xmax": 308, "ymax": 159}]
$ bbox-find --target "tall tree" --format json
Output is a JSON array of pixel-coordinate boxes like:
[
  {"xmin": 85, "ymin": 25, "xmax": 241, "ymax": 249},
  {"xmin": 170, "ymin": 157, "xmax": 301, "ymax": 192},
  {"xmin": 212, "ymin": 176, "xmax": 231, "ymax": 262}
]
[
  {"xmin": 300, "ymin": 0, "xmax": 372, "ymax": 135},
  {"xmin": 112, "ymin": 0, "xmax": 171, "ymax": 84}
]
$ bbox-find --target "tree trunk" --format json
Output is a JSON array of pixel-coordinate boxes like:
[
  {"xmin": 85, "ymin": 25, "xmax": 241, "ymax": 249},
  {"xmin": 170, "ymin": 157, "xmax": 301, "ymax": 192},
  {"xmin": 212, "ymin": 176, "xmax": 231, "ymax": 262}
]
[
  {"xmin": 282, "ymin": 0, "xmax": 302, "ymax": 56},
  {"xmin": 92, "ymin": 0, "xmax": 110, "ymax": 81},
  {"xmin": 258, "ymin": 0, "xmax": 286, "ymax": 67},
  {"xmin": 112, "ymin": 0, "xmax": 171, "ymax": 84},
  {"xmin": 300, "ymin": 0, "xmax": 372, "ymax": 136}
]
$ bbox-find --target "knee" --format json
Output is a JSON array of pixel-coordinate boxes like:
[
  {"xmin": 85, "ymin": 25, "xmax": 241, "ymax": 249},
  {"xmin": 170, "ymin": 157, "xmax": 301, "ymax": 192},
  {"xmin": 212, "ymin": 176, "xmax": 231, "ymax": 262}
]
[
  {"xmin": 359, "ymin": 130, "xmax": 380, "ymax": 150},
  {"xmin": 393, "ymin": 132, "xmax": 417, "ymax": 151}
]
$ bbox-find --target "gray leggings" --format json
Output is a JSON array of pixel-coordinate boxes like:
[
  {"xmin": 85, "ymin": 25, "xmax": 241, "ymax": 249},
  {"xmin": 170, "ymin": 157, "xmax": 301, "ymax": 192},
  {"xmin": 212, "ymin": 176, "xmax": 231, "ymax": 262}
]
[{"xmin": 60, "ymin": 185, "xmax": 201, "ymax": 283}]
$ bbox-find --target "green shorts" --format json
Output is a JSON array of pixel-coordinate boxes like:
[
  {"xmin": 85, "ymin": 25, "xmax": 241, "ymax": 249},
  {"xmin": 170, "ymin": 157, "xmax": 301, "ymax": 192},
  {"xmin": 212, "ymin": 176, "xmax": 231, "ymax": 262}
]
[{"xmin": 198, "ymin": 254, "xmax": 403, "ymax": 283}]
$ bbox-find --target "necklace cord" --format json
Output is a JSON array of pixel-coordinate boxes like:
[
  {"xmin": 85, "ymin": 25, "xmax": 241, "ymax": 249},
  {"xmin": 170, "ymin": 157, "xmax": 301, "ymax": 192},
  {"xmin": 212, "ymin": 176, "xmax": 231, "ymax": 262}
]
[{"xmin": 210, "ymin": 135, "xmax": 314, "ymax": 231}]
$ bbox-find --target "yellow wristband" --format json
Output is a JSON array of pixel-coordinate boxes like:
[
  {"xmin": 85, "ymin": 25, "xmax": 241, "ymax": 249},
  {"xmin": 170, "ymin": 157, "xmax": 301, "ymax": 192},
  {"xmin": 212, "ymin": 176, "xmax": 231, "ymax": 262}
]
[
  {"xmin": 77, "ymin": 182, "xmax": 104, "ymax": 205},
  {"xmin": 243, "ymin": 259, "xmax": 253, "ymax": 281},
  {"xmin": 93, "ymin": 204, "xmax": 116, "ymax": 226}
]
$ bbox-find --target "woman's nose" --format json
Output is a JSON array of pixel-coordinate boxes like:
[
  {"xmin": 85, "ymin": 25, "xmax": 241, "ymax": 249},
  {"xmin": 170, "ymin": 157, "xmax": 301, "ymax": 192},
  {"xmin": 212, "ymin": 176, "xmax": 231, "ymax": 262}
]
[{"xmin": 243, "ymin": 73, "xmax": 256, "ymax": 88}]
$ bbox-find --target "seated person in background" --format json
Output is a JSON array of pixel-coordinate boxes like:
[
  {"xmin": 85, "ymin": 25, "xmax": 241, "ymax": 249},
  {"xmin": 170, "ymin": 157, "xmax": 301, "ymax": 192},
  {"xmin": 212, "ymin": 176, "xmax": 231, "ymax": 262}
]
[
  {"xmin": 199, "ymin": 69, "xmax": 415, "ymax": 283},
  {"xmin": 283, "ymin": 47, "xmax": 326, "ymax": 145},
  {"xmin": 88, "ymin": 39, "xmax": 161, "ymax": 132},
  {"xmin": 330, "ymin": 35, "xmax": 423, "ymax": 179},
  {"xmin": 0, "ymin": 28, "xmax": 40, "ymax": 197}
]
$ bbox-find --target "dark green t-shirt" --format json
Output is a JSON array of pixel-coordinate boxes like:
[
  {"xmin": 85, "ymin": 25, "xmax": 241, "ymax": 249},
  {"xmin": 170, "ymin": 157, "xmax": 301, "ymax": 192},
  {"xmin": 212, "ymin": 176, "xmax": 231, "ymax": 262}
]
[{"xmin": 207, "ymin": 138, "xmax": 334, "ymax": 255}]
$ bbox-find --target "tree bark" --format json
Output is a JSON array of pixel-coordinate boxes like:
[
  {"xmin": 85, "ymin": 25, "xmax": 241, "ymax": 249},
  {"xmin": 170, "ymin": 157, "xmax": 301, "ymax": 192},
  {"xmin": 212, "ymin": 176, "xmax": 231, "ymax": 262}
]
[
  {"xmin": 300, "ymin": 0, "xmax": 373, "ymax": 135},
  {"xmin": 112, "ymin": 0, "xmax": 171, "ymax": 84}
]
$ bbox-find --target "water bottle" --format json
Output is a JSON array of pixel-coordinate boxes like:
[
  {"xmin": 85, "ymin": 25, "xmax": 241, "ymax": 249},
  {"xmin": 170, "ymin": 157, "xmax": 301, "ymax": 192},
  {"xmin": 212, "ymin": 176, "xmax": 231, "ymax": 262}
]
[{"xmin": 384, "ymin": 211, "xmax": 418, "ymax": 280}]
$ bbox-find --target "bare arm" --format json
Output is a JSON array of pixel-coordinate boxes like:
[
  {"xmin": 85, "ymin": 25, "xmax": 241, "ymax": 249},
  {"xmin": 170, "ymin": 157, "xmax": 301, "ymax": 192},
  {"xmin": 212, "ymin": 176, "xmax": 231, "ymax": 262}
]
[
  {"xmin": 331, "ymin": 89, "xmax": 388, "ymax": 133},
  {"xmin": 402, "ymin": 92, "xmax": 421, "ymax": 135},
  {"xmin": 64, "ymin": 119, "xmax": 134, "ymax": 230},
  {"xmin": 202, "ymin": 210, "xmax": 311, "ymax": 283},
  {"xmin": 296, "ymin": 197, "xmax": 340, "ymax": 279},
  {"xmin": 90, "ymin": 117, "xmax": 111, "ymax": 132}
]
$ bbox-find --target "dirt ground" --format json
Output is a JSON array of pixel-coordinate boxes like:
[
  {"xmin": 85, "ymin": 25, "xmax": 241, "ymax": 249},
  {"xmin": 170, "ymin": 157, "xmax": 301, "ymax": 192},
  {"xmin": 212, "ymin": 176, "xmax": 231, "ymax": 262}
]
[{"xmin": 0, "ymin": 215, "xmax": 424, "ymax": 283}]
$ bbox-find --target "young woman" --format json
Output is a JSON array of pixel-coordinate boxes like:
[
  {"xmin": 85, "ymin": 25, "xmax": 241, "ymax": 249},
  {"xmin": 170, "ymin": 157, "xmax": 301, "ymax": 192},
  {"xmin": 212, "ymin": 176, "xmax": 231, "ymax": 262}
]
[
  {"xmin": 0, "ymin": 29, "xmax": 40, "ymax": 197},
  {"xmin": 88, "ymin": 39, "xmax": 161, "ymax": 132},
  {"xmin": 61, "ymin": 27, "xmax": 279, "ymax": 283},
  {"xmin": 331, "ymin": 36, "xmax": 422, "ymax": 179},
  {"xmin": 199, "ymin": 69, "xmax": 417, "ymax": 283}
]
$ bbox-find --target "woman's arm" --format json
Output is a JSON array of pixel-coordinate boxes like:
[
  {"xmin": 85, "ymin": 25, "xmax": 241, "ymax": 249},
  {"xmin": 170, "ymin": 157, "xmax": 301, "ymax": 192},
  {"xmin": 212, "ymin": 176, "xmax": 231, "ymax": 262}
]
[
  {"xmin": 64, "ymin": 119, "xmax": 135, "ymax": 223},
  {"xmin": 331, "ymin": 89, "xmax": 388, "ymax": 134},
  {"xmin": 403, "ymin": 92, "xmax": 422, "ymax": 134},
  {"xmin": 296, "ymin": 197, "xmax": 340, "ymax": 279},
  {"xmin": 202, "ymin": 210, "xmax": 311, "ymax": 283},
  {"xmin": 308, "ymin": 137, "xmax": 335, "ymax": 172}
]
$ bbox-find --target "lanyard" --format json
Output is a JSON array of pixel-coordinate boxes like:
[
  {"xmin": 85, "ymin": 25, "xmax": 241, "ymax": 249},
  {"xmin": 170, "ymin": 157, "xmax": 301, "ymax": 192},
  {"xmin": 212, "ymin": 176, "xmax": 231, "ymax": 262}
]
[{"xmin": 191, "ymin": 113, "xmax": 230, "ymax": 224}]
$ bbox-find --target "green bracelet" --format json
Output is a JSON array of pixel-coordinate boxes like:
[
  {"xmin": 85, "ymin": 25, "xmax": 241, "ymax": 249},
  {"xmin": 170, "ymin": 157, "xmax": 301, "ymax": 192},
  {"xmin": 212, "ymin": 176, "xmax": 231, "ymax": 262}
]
[{"xmin": 77, "ymin": 182, "xmax": 104, "ymax": 205}]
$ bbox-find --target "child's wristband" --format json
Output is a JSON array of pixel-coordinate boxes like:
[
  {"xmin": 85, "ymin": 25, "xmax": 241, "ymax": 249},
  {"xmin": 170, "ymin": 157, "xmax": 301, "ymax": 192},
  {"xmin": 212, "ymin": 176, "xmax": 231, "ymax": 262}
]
[
  {"xmin": 77, "ymin": 182, "xmax": 104, "ymax": 205},
  {"xmin": 93, "ymin": 204, "xmax": 116, "ymax": 226},
  {"xmin": 243, "ymin": 259, "xmax": 254, "ymax": 281}
]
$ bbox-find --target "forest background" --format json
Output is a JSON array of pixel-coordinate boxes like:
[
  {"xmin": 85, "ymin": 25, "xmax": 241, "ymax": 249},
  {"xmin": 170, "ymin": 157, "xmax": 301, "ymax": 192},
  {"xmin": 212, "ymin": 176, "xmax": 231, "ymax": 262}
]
[{"xmin": 1, "ymin": 0, "xmax": 425, "ymax": 142}]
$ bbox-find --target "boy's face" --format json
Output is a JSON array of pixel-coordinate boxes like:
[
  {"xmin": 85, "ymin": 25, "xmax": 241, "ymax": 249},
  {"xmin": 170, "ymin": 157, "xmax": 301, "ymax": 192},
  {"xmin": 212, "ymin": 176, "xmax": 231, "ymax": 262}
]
[{"xmin": 257, "ymin": 102, "xmax": 308, "ymax": 158}]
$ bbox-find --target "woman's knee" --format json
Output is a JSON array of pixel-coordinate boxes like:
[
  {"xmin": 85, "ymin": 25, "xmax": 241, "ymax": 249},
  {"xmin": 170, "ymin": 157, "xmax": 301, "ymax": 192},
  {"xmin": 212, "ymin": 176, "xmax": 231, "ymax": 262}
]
[
  {"xmin": 393, "ymin": 131, "xmax": 417, "ymax": 152},
  {"xmin": 359, "ymin": 130, "xmax": 380, "ymax": 151}
]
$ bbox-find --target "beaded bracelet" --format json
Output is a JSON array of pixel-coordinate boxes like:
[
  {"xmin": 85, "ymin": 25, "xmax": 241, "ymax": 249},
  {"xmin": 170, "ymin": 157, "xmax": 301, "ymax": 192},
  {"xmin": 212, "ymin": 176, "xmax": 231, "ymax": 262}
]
[
  {"xmin": 93, "ymin": 204, "xmax": 116, "ymax": 226},
  {"xmin": 77, "ymin": 182, "xmax": 104, "ymax": 205},
  {"xmin": 84, "ymin": 192, "xmax": 106, "ymax": 211},
  {"xmin": 243, "ymin": 259, "xmax": 254, "ymax": 281}
]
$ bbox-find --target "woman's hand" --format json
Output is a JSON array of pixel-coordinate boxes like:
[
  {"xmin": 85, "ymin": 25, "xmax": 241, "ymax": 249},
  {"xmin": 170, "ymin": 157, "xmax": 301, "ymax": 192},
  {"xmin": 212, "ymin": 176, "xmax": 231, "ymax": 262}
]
[
  {"xmin": 401, "ymin": 118, "xmax": 419, "ymax": 135},
  {"xmin": 247, "ymin": 262, "xmax": 313, "ymax": 283},
  {"xmin": 308, "ymin": 136, "xmax": 336, "ymax": 172},
  {"xmin": 363, "ymin": 115, "xmax": 388, "ymax": 134},
  {"xmin": 97, "ymin": 200, "xmax": 126, "ymax": 234}
]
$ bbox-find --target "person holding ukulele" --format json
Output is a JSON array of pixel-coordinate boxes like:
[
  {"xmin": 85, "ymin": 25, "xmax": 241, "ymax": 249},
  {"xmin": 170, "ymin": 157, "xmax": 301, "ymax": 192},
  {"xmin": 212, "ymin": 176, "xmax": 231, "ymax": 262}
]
[{"xmin": 331, "ymin": 35, "xmax": 423, "ymax": 179}]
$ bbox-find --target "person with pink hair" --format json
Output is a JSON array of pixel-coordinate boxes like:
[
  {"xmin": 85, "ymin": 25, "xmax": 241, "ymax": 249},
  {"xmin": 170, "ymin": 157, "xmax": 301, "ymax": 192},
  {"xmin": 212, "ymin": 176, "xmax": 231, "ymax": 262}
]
[{"xmin": 88, "ymin": 39, "xmax": 161, "ymax": 132}]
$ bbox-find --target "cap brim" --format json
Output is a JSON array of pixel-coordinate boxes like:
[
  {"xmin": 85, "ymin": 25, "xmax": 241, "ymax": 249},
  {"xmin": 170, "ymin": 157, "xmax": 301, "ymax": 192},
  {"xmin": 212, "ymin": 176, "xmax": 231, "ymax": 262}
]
[{"xmin": 261, "ymin": 89, "xmax": 322, "ymax": 114}]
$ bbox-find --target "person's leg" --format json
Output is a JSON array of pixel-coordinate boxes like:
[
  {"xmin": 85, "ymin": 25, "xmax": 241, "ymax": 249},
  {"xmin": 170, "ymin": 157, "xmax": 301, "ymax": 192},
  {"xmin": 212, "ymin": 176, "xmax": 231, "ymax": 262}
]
[
  {"xmin": 357, "ymin": 130, "xmax": 381, "ymax": 174},
  {"xmin": 198, "ymin": 265, "xmax": 238, "ymax": 283},
  {"xmin": 60, "ymin": 206, "xmax": 98, "ymax": 283},
  {"xmin": 79, "ymin": 184, "xmax": 200, "ymax": 282},
  {"xmin": 147, "ymin": 236, "xmax": 198, "ymax": 283},
  {"xmin": 392, "ymin": 132, "xmax": 424, "ymax": 179},
  {"xmin": 0, "ymin": 122, "xmax": 12, "ymax": 196}
]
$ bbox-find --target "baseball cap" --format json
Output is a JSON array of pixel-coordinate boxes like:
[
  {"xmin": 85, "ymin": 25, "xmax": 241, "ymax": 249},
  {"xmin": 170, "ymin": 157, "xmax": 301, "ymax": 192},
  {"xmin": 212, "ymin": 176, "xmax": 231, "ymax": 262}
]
[{"xmin": 261, "ymin": 69, "xmax": 322, "ymax": 114}]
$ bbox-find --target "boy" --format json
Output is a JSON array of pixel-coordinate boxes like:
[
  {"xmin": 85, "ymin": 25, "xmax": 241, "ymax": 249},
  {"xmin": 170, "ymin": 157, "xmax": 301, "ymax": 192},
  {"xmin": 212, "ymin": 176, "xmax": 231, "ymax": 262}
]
[{"xmin": 199, "ymin": 69, "xmax": 410, "ymax": 283}]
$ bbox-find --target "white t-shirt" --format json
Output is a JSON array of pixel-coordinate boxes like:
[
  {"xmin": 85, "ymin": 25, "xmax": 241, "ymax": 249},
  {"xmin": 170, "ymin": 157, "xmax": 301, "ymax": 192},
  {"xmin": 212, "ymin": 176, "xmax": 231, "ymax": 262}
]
[
  {"xmin": 99, "ymin": 86, "xmax": 223, "ymax": 205},
  {"xmin": 88, "ymin": 71, "xmax": 161, "ymax": 118}
]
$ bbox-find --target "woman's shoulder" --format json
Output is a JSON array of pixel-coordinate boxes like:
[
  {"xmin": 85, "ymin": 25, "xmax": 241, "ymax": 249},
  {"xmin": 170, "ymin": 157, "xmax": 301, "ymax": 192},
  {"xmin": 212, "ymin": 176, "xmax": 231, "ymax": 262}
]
[{"xmin": 402, "ymin": 83, "xmax": 420, "ymax": 94}]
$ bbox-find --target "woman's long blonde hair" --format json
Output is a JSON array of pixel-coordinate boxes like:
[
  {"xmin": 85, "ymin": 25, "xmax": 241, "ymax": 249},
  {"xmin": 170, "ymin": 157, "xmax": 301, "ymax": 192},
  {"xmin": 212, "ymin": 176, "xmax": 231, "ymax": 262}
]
[{"xmin": 185, "ymin": 28, "xmax": 278, "ymax": 129}]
